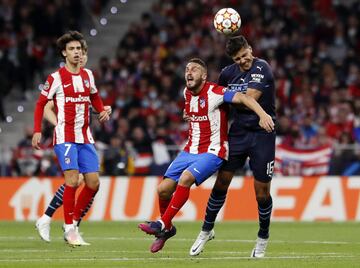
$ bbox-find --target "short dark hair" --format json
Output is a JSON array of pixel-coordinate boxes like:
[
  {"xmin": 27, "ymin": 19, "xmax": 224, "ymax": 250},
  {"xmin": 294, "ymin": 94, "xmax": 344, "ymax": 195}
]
[
  {"xmin": 188, "ymin": 58, "xmax": 207, "ymax": 70},
  {"xmin": 225, "ymin": 35, "xmax": 249, "ymax": 57},
  {"xmin": 56, "ymin": 31, "xmax": 85, "ymax": 58}
]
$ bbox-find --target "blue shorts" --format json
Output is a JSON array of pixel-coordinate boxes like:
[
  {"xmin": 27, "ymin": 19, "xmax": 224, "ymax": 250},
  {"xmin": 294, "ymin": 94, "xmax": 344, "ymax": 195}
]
[
  {"xmin": 164, "ymin": 151, "xmax": 223, "ymax": 186},
  {"xmin": 54, "ymin": 143, "xmax": 99, "ymax": 173}
]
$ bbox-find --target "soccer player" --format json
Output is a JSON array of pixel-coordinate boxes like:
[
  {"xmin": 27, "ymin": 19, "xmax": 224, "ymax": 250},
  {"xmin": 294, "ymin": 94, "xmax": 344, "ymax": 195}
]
[
  {"xmin": 190, "ymin": 36, "xmax": 276, "ymax": 258},
  {"xmin": 138, "ymin": 58, "xmax": 274, "ymax": 253},
  {"xmin": 35, "ymin": 41, "xmax": 111, "ymax": 244},
  {"xmin": 32, "ymin": 31, "xmax": 109, "ymax": 246}
]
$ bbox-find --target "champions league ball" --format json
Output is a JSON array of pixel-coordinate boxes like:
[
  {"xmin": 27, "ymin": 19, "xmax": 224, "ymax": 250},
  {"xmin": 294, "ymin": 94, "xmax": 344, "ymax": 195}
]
[{"xmin": 213, "ymin": 8, "xmax": 241, "ymax": 35}]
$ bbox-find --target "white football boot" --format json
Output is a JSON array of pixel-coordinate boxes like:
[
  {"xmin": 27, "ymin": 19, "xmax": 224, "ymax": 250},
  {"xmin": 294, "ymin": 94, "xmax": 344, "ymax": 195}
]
[
  {"xmin": 64, "ymin": 228, "xmax": 83, "ymax": 246},
  {"xmin": 250, "ymin": 237, "xmax": 269, "ymax": 258},
  {"xmin": 35, "ymin": 215, "xmax": 51, "ymax": 242},
  {"xmin": 189, "ymin": 229, "xmax": 215, "ymax": 256}
]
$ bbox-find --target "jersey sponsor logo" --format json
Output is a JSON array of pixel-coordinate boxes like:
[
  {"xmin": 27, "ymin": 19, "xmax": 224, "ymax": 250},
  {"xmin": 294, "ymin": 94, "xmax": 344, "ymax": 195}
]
[
  {"xmin": 256, "ymin": 66, "xmax": 263, "ymax": 71},
  {"xmin": 228, "ymin": 83, "xmax": 248, "ymax": 92},
  {"xmin": 65, "ymin": 95, "xmax": 90, "ymax": 103},
  {"xmin": 191, "ymin": 115, "xmax": 208, "ymax": 121},
  {"xmin": 199, "ymin": 97, "xmax": 206, "ymax": 109},
  {"xmin": 250, "ymin": 73, "xmax": 264, "ymax": 83},
  {"xmin": 64, "ymin": 83, "xmax": 71, "ymax": 88},
  {"xmin": 193, "ymin": 168, "xmax": 201, "ymax": 174}
]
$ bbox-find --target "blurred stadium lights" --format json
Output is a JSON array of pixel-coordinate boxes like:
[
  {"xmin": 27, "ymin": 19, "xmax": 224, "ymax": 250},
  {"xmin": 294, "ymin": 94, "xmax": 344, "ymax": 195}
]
[
  {"xmin": 110, "ymin": 6, "xmax": 118, "ymax": 14},
  {"xmin": 120, "ymin": 0, "xmax": 127, "ymax": 3},
  {"xmin": 17, "ymin": 106, "xmax": 24, "ymax": 113},
  {"xmin": 90, "ymin": 29, "xmax": 98, "ymax": 36},
  {"xmin": 100, "ymin": 18, "xmax": 108, "ymax": 26},
  {"xmin": 6, "ymin": 116, "xmax": 13, "ymax": 123},
  {"xmin": 117, "ymin": 162, "xmax": 125, "ymax": 169}
]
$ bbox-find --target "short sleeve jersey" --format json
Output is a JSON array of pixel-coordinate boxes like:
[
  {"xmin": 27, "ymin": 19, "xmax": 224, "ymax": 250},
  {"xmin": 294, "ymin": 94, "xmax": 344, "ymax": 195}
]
[
  {"xmin": 218, "ymin": 58, "xmax": 276, "ymax": 133},
  {"xmin": 41, "ymin": 67, "xmax": 98, "ymax": 144},
  {"xmin": 183, "ymin": 81, "xmax": 230, "ymax": 160}
]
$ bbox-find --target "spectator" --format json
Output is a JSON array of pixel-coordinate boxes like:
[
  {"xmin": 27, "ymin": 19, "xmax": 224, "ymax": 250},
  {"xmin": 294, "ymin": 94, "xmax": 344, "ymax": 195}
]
[{"xmin": 102, "ymin": 135, "xmax": 129, "ymax": 176}]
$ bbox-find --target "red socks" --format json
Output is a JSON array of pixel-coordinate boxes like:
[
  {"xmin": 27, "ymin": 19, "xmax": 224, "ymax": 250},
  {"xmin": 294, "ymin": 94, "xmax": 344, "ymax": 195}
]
[
  {"xmin": 63, "ymin": 185, "xmax": 77, "ymax": 224},
  {"xmin": 161, "ymin": 185, "xmax": 190, "ymax": 229},
  {"xmin": 159, "ymin": 198, "xmax": 171, "ymax": 216},
  {"xmin": 73, "ymin": 185, "xmax": 97, "ymax": 221}
]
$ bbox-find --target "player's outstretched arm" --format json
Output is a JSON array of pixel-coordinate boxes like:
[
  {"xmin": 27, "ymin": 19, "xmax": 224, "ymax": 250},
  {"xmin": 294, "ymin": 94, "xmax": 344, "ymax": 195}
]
[
  {"xmin": 231, "ymin": 92, "xmax": 274, "ymax": 132},
  {"xmin": 44, "ymin": 101, "xmax": 57, "ymax": 126}
]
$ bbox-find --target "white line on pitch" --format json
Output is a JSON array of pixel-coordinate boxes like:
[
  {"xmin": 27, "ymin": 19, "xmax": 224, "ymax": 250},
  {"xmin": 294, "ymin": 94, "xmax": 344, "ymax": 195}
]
[
  {"xmin": 0, "ymin": 255, "xmax": 357, "ymax": 263},
  {"xmin": 0, "ymin": 249, "xmax": 352, "ymax": 256},
  {"xmin": 1, "ymin": 236, "xmax": 359, "ymax": 245}
]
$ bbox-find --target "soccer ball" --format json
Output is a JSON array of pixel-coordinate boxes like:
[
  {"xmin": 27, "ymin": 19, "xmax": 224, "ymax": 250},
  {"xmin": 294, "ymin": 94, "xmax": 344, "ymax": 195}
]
[{"xmin": 213, "ymin": 8, "xmax": 241, "ymax": 35}]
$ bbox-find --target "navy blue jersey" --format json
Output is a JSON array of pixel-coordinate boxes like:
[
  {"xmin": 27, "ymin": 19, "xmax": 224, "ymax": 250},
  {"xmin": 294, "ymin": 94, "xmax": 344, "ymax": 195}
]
[{"xmin": 218, "ymin": 58, "xmax": 276, "ymax": 133}]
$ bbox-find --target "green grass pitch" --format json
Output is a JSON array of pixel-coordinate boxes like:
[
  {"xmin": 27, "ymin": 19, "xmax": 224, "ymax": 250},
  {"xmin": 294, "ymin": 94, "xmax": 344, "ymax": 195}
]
[{"xmin": 0, "ymin": 221, "xmax": 359, "ymax": 267}]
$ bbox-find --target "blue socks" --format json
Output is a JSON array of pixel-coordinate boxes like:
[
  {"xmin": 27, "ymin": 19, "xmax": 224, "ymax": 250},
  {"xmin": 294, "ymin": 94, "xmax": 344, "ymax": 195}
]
[
  {"xmin": 45, "ymin": 184, "xmax": 65, "ymax": 217},
  {"xmin": 257, "ymin": 196, "xmax": 273, "ymax": 239},
  {"xmin": 202, "ymin": 189, "xmax": 227, "ymax": 231}
]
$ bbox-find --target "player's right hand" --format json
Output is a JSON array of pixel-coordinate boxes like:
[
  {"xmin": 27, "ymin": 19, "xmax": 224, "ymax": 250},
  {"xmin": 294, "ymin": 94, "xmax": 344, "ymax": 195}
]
[
  {"xmin": 259, "ymin": 114, "xmax": 275, "ymax": 133},
  {"xmin": 32, "ymin": 132, "xmax": 42, "ymax": 150}
]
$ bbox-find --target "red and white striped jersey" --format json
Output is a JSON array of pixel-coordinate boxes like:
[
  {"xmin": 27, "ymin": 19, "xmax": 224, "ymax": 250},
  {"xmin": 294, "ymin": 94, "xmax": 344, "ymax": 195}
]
[
  {"xmin": 39, "ymin": 67, "xmax": 98, "ymax": 144},
  {"xmin": 183, "ymin": 82, "xmax": 229, "ymax": 160}
]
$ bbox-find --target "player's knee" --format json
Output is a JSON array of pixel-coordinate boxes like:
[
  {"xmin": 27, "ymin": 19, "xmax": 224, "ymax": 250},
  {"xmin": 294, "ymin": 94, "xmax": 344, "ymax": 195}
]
[
  {"xmin": 157, "ymin": 184, "xmax": 172, "ymax": 200},
  {"xmin": 65, "ymin": 174, "xmax": 79, "ymax": 187},
  {"xmin": 86, "ymin": 180, "xmax": 99, "ymax": 190},
  {"xmin": 178, "ymin": 175, "xmax": 194, "ymax": 187},
  {"xmin": 255, "ymin": 190, "xmax": 271, "ymax": 204},
  {"xmin": 214, "ymin": 175, "xmax": 232, "ymax": 191},
  {"xmin": 66, "ymin": 180, "xmax": 78, "ymax": 187},
  {"xmin": 254, "ymin": 179, "xmax": 271, "ymax": 203}
]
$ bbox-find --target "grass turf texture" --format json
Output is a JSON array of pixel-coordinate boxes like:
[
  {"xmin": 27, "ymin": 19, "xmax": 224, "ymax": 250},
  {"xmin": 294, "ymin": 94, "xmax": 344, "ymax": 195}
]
[{"xmin": 0, "ymin": 221, "xmax": 359, "ymax": 267}]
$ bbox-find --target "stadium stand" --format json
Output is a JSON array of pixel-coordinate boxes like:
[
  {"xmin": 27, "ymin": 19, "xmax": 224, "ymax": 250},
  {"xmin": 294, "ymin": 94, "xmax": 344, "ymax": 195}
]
[{"xmin": 0, "ymin": 0, "xmax": 359, "ymax": 176}]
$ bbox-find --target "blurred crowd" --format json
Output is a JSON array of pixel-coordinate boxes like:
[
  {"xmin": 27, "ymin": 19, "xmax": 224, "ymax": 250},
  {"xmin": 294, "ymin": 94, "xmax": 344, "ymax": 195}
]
[
  {"xmin": 4, "ymin": 0, "xmax": 360, "ymax": 176},
  {"xmin": 0, "ymin": 0, "xmax": 108, "ymax": 119}
]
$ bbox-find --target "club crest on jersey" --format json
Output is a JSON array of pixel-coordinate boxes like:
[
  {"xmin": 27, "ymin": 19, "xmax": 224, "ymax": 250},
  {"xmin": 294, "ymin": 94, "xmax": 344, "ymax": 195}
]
[
  {"xmin": 228, "ymin": 83, "xmax": 248, "ymax": 93},
  {"xmin": 84, "ymin": 80, "xmax": 90, "ymax": 88},
  {"xmin": 199, "ymin": 97, "xmax": 206, "ymax": 109},
  {"xmin": 65, "ymin": 157, "xmax": 71, "ymax": 164},
  {"xmin": 43, "ymin": 81, "xmax": 50, "ymax": 91}
]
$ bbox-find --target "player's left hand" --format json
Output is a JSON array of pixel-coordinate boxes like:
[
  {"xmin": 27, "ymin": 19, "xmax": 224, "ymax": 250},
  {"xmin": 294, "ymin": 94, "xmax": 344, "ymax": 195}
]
[
  {"xmin": 104, "ymin": 106, "xmax": 112, "ymax": 115},
  {"xmin": 259, "ymin": 114, "xmax": 275, "ymax": 133},
  {"xmin": 98, "ymin": 110, "xmax": 110, "ymax": 122}
]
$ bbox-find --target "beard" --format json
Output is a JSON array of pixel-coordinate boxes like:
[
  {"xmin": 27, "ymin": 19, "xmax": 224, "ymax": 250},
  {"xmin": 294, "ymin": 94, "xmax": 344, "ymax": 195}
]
[{"xmin": 186, "ymin": 77, "xmax": 203, "ymax": 92}]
